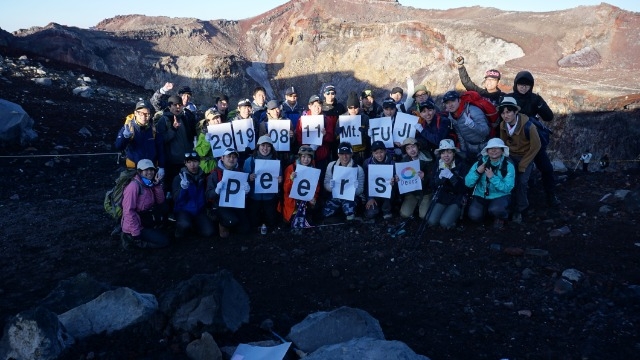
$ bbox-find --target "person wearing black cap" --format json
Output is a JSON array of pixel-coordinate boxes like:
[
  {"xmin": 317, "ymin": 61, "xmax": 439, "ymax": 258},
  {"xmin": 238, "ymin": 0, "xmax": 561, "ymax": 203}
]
[
  {"xmin": 172, "ymin": 152, "xmax": 215, "ymax": 239},
  {"xmin": 282, "ymin": 86, "xmax": 305, "ymax": 130},
  {"xmin": 380, "ymin": 97, "xmax": 405, "ymax": 161},
  {"xmin": 156, "ymin": 94, "xmax": 198, "ymax": 196},
  {"xmin": 115, "ymin": 99, "xmax": 166, "ymax": 178},
  {"xmin": 206, "ymin": 148, "xmax": 250, "ymax": 238},
  {"xmin": 178, "ymin": 86, "xmax": 197, "ymax": 114},
  {"xmin": 296, "ymin": 95, "xmax": 335, "ymax": 177},
  {"xmin": 455, "ymin": 55, "xmax": 505, "ymax": 106},
  {"xmin": 322, "ymin": 142, "xmax": 365, "ymax": 221},
  {"xmin": 414, "ymin": 98, "xmax": 451, "ymax": 157},
  {"xmin": 505, "ymin": 70, "xmax": 559, "ymax": 206},
  {"xmin": 360, "ymin": 89, "xmax": 382, "ymax": 119},
  {"xmin": 338, "ymin": 91, "xmax": 370, "ymax": 165},
  {"xmin": 389, "ymin": 86, "xmax": 406, "ymax": 113},
  {"xmin": 321, "ymin": 85, "xmax": 346, "ymax": 117},
  {"xmin": 442, "ymin": 90, "xmax": 490, "ymax": 162},
  {"xmin": 362, "ymin": 140, "xmax": 396, "ymax": 220}
]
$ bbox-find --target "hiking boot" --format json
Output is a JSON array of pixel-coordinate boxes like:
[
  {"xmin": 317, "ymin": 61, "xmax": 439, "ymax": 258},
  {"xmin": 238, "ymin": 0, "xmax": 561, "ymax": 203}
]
[
  {"xmin": 121, "ymin": 233, "xmax": 133, "ymax": 250},
  {"xmin": 512, "ymin": 212, "xmax": 522, "ymax": 224},
  {"xmin": 168, "ymin": 213, "xmax": 176, "ymax": 222},
  {"xmin": 219, "ymin": 224, "xmax": 230, "ymax": 239},
  {"xmin": 493, "ymin": 218, "xmax": 505, "ymax": 230},
  {"xmin": 345, "ymin": 214, "xmax": 355, "ymax": 221},
  {"xmin": 546, "ymin": 194, "xmax": 561, "ymax": 207}
]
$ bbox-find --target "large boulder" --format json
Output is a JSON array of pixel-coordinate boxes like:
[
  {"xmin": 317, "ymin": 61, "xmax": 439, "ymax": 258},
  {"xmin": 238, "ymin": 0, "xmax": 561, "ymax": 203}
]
[
  {"xmin": 0, "ymin": 98, "xmax": 38, "ymax": 146},
  {"xmin": 39, "ymin": 272, "xmax": 112, "ymax": 314},
  {"xmin": 159, "ymin": 270, "xmax": 250, "ymax": 334},
  {"xmin": 287, "ymin": 306, "xmax": 385, "ymax": 353},
  {"xmin": 0, "ymin": 307, "xmax": 74, "ymax": 360},
  {"xmin": 58, "ymin": 287, "xmax": 158, "ymax": 339}
]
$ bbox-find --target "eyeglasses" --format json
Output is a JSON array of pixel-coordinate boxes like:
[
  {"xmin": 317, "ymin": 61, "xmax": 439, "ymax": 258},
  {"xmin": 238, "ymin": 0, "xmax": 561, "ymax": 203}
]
[
  {"xmin": 136, "ymin": 111, "xmax": 151, "ymax": 117},
  {"xmin": 415, "ymin": 92, "xmax": 428, "ymax": 97},
  {"xmin": 184, "ymin": 152, "xmax": 198, "ymax": 158},
  {"xmin": 325, "ymin": 91, "xmax": 336, "ymax": 95}
]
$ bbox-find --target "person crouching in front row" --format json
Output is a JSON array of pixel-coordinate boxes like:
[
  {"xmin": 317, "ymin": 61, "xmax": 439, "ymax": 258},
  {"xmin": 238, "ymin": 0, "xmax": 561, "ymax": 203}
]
[
  {"xmin": 121, "ymin": 159, "xmax": 170, "ymax": 249},
  {"xmin": 323, "ymin": 142, "xmax": 365, "ymax": 221},
  {"xmin": 172, "ymin": 152, "xmax": 215, "ymax": 239}
]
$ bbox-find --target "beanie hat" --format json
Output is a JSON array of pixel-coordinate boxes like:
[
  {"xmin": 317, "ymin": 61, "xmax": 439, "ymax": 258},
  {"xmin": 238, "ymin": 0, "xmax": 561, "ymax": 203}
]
[{"xmin": 346, "ymin": 91, "xmax": 360, "ymax": 108}]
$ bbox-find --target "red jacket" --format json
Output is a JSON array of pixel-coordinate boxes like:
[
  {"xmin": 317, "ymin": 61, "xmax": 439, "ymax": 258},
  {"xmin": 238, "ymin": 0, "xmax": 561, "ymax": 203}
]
[{"xmin": 295, "ymin": 113, "xmax": 336, "ymax": 162}]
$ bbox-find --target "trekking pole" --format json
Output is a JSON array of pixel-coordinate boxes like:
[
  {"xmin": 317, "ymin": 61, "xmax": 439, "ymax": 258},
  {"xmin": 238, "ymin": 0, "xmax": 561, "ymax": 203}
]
[{"xmin": 413, "ymin": 185, "xmax": 442, "ymax": 244}]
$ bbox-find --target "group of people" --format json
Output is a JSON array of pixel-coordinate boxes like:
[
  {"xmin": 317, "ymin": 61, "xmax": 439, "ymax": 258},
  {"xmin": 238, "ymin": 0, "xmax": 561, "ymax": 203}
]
[{"xmin": 113, "ymin": 55, "xmax": 560, "ymax": 248}]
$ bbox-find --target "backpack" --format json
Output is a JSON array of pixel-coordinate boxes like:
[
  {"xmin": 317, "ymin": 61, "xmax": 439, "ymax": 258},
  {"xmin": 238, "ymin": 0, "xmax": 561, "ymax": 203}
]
[
  {"xmin": 523, "ymin": 116, "xmax": 552, "ymax": 148},
  {"xmin": 455, "ymin": 91, "xmax": 500, "ymax": 138},
  {"xmin": 476, "ymin": 157, "xmax": 512, "ymax": 178},
  {"xmin": 104, "ymin": 169, "xmax": 142, "ymax": 220}
]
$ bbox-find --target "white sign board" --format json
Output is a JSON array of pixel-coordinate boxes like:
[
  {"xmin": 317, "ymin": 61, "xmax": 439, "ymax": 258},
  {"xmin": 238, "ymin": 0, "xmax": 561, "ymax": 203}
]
[
  {"xmin": 338, "ymin": 115, "xmax": 362, "ymax": 146},
  {"xmin": 367, "ymin": 164, "xmax": 393, "ymax": 199},
  {"xmin": 369, "ymin": 117, "xmax": 393, "ymax": 148},
  {"xmin": 395, "ymin": 160, "xmax": 422, "ymax": 194},
  {"xmin": 266, "ymin": 119, "xmax": 291, "ymax": 152},
  {"xmin": 208, "ymin": 122, "xmax": 235, "ymax": 158},
  {"xmin": 393, "ymin": 112, "xmax": 420, "ymax": 144},
  {"xmin": 300, "ymin": 115, "xmax": 324, "ymax": 146},
  {"xmin": 331, "ymin": 165, "xmax": 357, "ymax": 201},
  {"xmin": 253, "ymin": 159, "xmax": 280, "ymax": 194},
  {"xmin": 289, "ymin": 165, "xmax": 321, "ymax": 202},
  {"xmin": 219, "ymin": 170, "xmax": 249, "ymax": 208},
  {"xmin": 232, "ymin": 118, "xmax": 256, "ymax": 151}
]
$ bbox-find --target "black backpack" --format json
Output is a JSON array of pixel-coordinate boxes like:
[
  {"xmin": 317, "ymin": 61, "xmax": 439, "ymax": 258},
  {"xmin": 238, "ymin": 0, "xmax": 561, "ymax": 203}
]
[{"xmin": 523, "ymin": 117, "xmax": 552, "ymax": 148}]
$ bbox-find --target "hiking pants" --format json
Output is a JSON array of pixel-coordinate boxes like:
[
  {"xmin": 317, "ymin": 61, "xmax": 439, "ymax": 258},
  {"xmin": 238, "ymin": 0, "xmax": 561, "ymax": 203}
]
[
  {"xmin": 533, "ymin": 149, "xmax": 555, "ymax": 195},
  {"xmin": 323, "ymin": 198, "xmax": 356, "ymax": 218},
  {"xmin": 175, "ymin": 210, "xmax": 215, "ymax": 238},
  {"xmin": 510, "ymin": 156, "xmax": 534, "ymax": 213},
  {"xmin": 400, "ymin": 194, "xmax": 431, "ymax": 219},
  {"xmin": 364, "ymin": 197, "xmax": 391, "ymax": 219},
  {"xmin": 468, "ymin": 195, "xmax": 510, "ymax": 222},
  {"xmin": 427, "ymin": 202, "xmax": 461, "ymax": 229}
]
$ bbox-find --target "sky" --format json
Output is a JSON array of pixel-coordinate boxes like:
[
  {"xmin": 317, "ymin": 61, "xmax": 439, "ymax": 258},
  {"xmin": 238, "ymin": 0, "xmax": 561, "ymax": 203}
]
[{"xmin": 1, "ymin": 0, "xmax": 638, "ymax": 33}]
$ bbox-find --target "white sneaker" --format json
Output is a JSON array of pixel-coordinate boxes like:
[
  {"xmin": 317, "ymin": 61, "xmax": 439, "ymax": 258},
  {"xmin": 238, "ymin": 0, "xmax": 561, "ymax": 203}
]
[{"xmin": 346, "ymin": 214, "xmax": 355, "ymax": 221}]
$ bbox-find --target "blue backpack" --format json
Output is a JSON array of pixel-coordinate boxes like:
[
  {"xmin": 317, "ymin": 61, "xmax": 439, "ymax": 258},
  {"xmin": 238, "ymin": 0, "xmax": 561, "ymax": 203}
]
[{"xmin": 523, "ymin": 117, "xmax": 552, "ymax": 148}]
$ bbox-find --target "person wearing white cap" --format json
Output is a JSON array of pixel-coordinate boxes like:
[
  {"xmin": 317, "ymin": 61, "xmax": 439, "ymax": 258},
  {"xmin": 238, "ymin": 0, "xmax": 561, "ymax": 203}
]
[
  {"xmin": 425, "ymin": 139, "xmax": 470, "ymax": 229},
  {"xmin": 243, "ymin": 135, "xmax": 283, "ymax": 232},
  {"xmin": 464, "ymin": 138, "xmax": 515, "ymax": 229},
  {"xmin": 120, "ymin": 159, "xmax": 170, "ymax": 250},
  {"xmin": 498, "ymin": 97, "xmax": 542, "ymax": 224}
]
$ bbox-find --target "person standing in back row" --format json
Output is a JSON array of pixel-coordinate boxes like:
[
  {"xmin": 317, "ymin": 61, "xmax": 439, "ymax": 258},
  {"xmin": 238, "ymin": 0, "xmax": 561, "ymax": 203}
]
[
  {"xmin": 455, "ymin": 55, "xmax": 505, "ymax": 106},
  {"xmin": 506, "ymin": 71, "xmax": 560, "ymax": 206}
]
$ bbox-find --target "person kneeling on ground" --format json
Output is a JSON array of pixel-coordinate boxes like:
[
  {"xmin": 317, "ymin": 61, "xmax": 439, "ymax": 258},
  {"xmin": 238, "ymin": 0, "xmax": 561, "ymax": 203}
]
[
  {"xmin": 121, "ymin": 159, "xmax": 170, "ymax": 249},
  {"xmin": 172, "ymin": 152, "xmax": 215, "ymax": 239},
  {"xmin": 363, "ymin": 141, "xmax": 396, "ymax": 220},
  {"xmin": 426, "ymin": 139, "xmax": 470, "ymax": 229},
  {"xmin": 464, "ymin": 138, "xmax": 515, "ymax": 229},
  {"xmin": 398, "ymin": 138, "xmax": 433, "ymax": 219},
  {"xmin": 323, "ymin": 142, "xmax": 365, "ymax": 221},
  {"xmin": 206, "ymin": 148, "xmax": 251, "ymax": 238},
  {"xmin": 281, "ymin": 146, "xmax": 320, "ymax": 228}
]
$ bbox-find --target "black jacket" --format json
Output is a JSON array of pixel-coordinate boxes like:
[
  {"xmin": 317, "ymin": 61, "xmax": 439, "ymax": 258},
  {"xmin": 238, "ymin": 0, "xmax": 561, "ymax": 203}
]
[{"xmin": 506, "ymin": 71, "xmax": 554, "ymax": 122}]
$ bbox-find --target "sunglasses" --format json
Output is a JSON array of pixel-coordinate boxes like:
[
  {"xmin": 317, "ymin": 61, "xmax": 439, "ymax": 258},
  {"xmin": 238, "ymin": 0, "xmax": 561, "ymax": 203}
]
[
  {"xmin": 299, "ymin": 146, "xmax": 313, "ymax": 152},
  {"xmin": 325, "ymin": 91, "xmax": 336, "ymax": 95},
  {"xmin": 348, "ymin": 106, "xmax": 358, "ymax": 110},
  {"xmin": 184, "ymin": 152, "xmax": 198, "ymax": 158}
]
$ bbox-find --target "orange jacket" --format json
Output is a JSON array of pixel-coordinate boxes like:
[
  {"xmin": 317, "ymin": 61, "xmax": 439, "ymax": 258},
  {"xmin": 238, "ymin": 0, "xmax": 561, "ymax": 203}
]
[{"xmin": 280, "ymin": 161, "xmax": 320, "ymax": 222}]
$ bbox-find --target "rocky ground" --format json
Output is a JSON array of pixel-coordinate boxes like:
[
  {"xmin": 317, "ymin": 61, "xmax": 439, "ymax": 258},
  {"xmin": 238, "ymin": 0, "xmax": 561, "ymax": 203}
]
[{"xmin": 1, "ymin": 51, "xmax": 640, "ymax": 360}]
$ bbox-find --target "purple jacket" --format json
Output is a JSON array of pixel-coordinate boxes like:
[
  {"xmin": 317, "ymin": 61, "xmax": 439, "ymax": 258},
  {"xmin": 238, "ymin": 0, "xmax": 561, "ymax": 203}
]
[{"xmin": 121, "ymin": 175, "xmax": 165, "ymax": 236}]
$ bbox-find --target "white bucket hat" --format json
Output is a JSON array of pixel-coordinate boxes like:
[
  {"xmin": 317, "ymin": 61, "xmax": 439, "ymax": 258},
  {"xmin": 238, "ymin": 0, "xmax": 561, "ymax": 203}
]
[
  {"xmin": 434, "ymin": 139, "xmax": 459, "ymax": 155},
  {"xmin": 481, "ymin": 138, "xmax": 509, "ymax": 157}
]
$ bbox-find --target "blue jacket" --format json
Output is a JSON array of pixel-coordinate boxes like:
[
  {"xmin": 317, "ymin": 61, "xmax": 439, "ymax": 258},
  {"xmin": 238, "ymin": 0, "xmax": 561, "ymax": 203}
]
[
  {"xmin": 114, "ymin": 117, "xmax": 165, "ymax": 168},
  {"xmin": 243, "ymin": 153, "xmax": 281, "ymax": 201},
  {"xmin": 172, "ymin": 167, "xmax": 207, "ymax": 215},
  {"xmin": 464, "ymin": 155, "xmax": 515, "ymax": 199}
]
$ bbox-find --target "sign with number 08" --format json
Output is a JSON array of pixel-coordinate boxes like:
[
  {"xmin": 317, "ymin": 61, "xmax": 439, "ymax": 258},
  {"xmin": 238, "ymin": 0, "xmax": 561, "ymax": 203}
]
[{"xmin": 267, "ymin": 119, "xmax": 291, "ymax": 152}]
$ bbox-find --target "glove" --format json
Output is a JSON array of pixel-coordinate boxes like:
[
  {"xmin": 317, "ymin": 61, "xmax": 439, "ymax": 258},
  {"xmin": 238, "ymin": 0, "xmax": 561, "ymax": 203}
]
[
  {"xmin": 243, "ymin": 182, "xmax": 251, "ymax": 194},
  {"xmin": 179, "ymin": 173, "xmax": 189, "ymax": 189},
  {"xmin": 455, "ymin": 55, "xmax": 464, "ymax": 66},
  {"xmin": 205, "ymin": 133, "xmax": 213, "ymax": 142},
  {"xmin": 122, "ymin": 126, "xmax": 132, "ymax": 139},
  {"xmin": 414, "ymin": 123, "xmax": 424, "ymax": 133},
  {"xmin": 157, "ymin": 168, "xmax": 165, "ymax": 180},
  {"xmin": 329, "ymin": 180, "xmax": 335, "ymax": 189},
  {"xmin": 215, "ymin": 180, "xmax": 225, "ymax": 194},
  {"xmin": 439, "ymin": 168, "xmax": 454, "ymax": 179}
]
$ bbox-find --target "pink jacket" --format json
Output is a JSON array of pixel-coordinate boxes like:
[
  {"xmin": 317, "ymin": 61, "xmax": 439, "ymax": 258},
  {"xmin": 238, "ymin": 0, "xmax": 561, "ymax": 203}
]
[{"xmin": 121, "ymin": 175, "xmax": 165, "ymax": 236}]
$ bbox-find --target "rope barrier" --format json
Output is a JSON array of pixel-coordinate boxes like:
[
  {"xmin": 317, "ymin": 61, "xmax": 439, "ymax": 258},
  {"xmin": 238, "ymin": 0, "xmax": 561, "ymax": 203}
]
[{"xmin": 0, "ymin": 152, "xmax": 121, "ymax": 159}]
